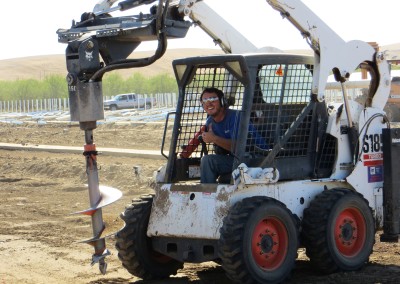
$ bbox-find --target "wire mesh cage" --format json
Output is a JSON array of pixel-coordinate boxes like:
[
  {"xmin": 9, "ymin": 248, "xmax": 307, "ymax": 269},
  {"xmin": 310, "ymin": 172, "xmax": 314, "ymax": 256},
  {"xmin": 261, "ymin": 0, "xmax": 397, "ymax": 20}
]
[
  {"xmin": 175, "ymin": 62, "xmax": 316, "ymax": 159},
  {"xmin": 169, "ymin": 55, "xmax": 334, "ymax": 182},
  {"xmin": 248, "ymin": 63, "xmax": 314, "ymax": 159},
  {"xmin": 176, "ymin": 66, "xmax": 245, "ymax": 159}
]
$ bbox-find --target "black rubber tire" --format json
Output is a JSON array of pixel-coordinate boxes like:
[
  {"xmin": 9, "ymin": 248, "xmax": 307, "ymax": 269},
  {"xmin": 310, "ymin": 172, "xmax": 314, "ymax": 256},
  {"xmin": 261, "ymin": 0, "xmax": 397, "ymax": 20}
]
[
  {"xmin": 218, "ymin": 196, "xmax": 299, "ymax": 284},
  {"xmin": 301, "ymin": 188, "xmax": 375, "ymax": 274},
  {"xmin": 115, "ymin": 194, "xmax": 183, "ymax": 279},
  {"xmin": 110, "ymin": 105, "xmax": 117, "ymax": 111}
]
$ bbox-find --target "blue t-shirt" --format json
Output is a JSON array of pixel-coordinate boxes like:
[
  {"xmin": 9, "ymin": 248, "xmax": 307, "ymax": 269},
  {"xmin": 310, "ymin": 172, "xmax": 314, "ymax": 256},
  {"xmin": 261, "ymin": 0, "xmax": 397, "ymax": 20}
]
[
  {"xmin": 205, "ymin": 109, "xmax": 240, "ymax": 140},
  {"xmin": 205, "ymin": 109, "xmax": 268, "ymax": 153}
]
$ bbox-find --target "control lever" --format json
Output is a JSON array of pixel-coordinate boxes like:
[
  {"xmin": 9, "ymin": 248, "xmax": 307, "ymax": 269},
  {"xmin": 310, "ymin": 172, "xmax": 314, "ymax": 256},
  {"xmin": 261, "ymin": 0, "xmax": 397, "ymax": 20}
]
[{"xmin": 198, "ymin": 134, "xmax": 208, "ymax": 155}]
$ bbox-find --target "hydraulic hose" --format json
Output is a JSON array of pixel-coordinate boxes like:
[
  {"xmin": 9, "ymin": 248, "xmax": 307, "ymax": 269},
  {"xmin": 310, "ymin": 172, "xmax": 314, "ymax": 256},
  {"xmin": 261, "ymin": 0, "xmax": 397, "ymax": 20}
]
[{"xmin": 90, "ymin": 0, "xmax": 169, "ymax": 81}]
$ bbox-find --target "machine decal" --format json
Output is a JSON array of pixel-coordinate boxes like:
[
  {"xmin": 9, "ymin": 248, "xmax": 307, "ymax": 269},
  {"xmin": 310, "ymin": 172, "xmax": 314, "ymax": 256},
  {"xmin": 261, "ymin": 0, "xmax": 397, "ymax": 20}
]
[
  {"xmin": 367, "ymin": 165, "xmax": 383, "ymax": 183},
  {"xmin": 363, "ymin": 134, "xmax": 383, "ymax": 153},
  {"xmin": 363, "ymin": 153, "xmax": 383, "ymax": 183},
  {"xmin": 85, "ymin": 51, "xmax": 94, "ymax": 61},
  {"xmin": 362, "ymin": 134, "xmax": 384, "ymax": 182},
  {"xmin": 363, "ymin": 153, "xmax": 383, "ymax": 167},
  {"xmin": 202, "ymin": 192, "xmax": 214, "ymax": 199}
]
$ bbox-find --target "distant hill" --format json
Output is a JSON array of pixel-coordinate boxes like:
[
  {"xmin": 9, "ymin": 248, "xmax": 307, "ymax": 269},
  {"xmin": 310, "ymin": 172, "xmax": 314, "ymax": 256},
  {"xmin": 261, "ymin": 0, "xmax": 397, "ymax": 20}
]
[
  {"xmin": 0, "ymin": 48, "xmax": 223, "ymax": 81},
  {"xmin": 1, "ymin": 44, "xmax": 399, "ymax": 81}
]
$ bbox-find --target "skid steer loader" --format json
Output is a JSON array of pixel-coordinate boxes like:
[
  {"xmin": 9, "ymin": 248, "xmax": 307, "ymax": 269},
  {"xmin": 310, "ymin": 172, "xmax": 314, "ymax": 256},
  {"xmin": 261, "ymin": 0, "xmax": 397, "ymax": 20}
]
[
  {"xmin": 115, "ymin": 51, "xmax": 398, "ymax": 284},
  {"xmin": 57, "ymin": 0, "xmax": 399, "ymax": 283}
]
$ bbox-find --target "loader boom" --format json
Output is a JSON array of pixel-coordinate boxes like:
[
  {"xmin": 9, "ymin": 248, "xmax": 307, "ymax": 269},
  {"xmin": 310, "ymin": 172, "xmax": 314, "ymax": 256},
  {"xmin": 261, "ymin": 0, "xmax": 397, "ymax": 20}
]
[{"xmin": 266, "ymin": 0, "xmax": 390, "ymax": 106}]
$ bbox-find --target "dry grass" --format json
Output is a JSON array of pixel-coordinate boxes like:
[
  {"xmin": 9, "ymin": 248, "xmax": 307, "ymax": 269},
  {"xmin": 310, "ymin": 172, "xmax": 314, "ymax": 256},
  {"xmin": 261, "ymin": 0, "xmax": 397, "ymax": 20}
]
[
  {"xmin": 0, "ymin": 48, "xmax": 223, "ymax": 81},
  {"xmin": 1, "ymin": 43, "xmax": 399, "ymax": 81}
]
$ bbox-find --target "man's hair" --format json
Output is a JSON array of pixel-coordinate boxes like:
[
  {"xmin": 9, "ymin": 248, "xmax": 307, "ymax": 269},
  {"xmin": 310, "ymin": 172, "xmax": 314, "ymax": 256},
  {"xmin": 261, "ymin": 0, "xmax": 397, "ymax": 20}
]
[{"xmin": 200, "ymin": 87, "xmax": 225, "ymax": 107}]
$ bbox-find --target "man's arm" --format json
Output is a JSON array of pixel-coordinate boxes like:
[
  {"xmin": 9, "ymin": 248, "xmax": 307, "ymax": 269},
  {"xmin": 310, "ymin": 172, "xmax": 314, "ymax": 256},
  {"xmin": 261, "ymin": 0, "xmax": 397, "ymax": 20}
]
[
  {"xmin": 201, "ymin": 123, "xmax": 232, "ymax": 151},
  {"xmin": 179, "ymin": 125, "xmax": 207, "ymax": 158}
]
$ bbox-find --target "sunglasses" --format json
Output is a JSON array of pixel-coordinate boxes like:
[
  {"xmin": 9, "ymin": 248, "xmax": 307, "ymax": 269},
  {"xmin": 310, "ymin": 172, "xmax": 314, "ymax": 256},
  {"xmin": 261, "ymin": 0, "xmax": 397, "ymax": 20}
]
[{"xmin": 201, "ymin": 97, "xmax": 219, "ymax": 103}]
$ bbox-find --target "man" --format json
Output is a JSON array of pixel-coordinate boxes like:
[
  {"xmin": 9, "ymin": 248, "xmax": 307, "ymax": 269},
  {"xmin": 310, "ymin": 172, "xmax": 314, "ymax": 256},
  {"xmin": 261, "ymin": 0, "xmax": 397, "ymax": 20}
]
[{"xmin": 199, "ymin": 87, "xmax": 240, "ymax": 183}]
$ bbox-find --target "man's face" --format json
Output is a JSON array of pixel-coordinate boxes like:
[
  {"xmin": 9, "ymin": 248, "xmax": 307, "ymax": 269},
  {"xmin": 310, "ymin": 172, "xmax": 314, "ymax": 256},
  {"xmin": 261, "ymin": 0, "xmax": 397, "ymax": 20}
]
[{"xmin": 201, "ymin": 91, "xmax": 222, "ymax": 117}]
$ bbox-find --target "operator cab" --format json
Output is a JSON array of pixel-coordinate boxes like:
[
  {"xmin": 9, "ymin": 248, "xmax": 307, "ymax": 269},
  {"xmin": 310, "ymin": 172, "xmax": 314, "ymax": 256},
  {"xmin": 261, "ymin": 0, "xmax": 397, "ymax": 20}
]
[{"xmin": 161, "ymin": 53, "xmax": 333, "ymax": 184}]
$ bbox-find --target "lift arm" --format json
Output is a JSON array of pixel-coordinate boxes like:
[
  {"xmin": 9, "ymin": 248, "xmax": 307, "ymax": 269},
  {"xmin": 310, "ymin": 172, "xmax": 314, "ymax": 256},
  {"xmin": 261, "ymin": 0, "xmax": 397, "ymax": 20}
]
[
  {"xmin": 175, "ymin": 0, "xmax": 260, "ymax": 53},
  {"xmin": 266, "ymin": 0, "xmax": 390, "ymax": 107}
]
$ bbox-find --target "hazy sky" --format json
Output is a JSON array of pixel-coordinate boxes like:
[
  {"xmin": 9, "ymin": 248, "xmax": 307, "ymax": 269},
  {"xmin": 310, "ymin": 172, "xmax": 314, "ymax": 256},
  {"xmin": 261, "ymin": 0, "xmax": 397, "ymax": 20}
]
[{"xmin": 0, "ymin": 0, "xmax": 398, "ymax": 60}]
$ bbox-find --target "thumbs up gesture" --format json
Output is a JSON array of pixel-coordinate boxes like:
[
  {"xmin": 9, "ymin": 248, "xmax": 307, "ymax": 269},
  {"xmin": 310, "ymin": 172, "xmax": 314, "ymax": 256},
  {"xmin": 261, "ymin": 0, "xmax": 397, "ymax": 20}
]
[{"xmin": 202, "ymin": 123, "xmax": 216, "ymax": 143}]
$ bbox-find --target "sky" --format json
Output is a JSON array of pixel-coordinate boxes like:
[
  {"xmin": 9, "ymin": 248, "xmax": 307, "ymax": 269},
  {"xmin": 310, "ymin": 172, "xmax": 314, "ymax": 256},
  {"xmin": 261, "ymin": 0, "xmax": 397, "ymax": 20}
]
[{"xmin": 0, "ymin": 0, "xmax": 398, "ymax": 60}]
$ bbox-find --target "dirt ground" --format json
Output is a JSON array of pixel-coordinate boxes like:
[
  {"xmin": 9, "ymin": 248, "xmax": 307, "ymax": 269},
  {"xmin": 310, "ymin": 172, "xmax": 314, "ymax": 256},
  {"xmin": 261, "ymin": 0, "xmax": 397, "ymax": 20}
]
[{"xmin": 0, "ymin": 122, "xmax": 400, "ymax": 284}]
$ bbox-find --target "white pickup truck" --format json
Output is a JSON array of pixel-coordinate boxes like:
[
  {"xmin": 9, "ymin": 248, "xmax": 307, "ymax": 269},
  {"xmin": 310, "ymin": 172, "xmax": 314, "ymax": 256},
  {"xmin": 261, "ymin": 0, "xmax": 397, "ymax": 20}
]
[{"xmin": 103, "ymin": 93, "xmax": 156, "ymax": 110}]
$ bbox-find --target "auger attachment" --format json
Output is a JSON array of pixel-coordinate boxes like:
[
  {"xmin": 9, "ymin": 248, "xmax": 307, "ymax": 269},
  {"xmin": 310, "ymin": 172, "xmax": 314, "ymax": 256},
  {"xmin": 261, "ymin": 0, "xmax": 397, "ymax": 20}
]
[
  {"xmin": 63, "ymin": 43, "xmax": 123, "ymax": 273},
  {"xmin": 73, "ymin": 128, "xmax": 122, "ymax": 274}
]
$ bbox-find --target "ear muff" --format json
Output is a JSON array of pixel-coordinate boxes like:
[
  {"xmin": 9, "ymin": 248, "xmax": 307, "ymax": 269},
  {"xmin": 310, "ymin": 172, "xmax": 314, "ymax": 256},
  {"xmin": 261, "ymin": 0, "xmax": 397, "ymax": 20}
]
[
  {"xmin": 220, "ymin": 96, "xmax": 227, "ymax": 107},
  {"xmin": 215, "ymin": 89, "xmax": 227, "ymax": 107}
]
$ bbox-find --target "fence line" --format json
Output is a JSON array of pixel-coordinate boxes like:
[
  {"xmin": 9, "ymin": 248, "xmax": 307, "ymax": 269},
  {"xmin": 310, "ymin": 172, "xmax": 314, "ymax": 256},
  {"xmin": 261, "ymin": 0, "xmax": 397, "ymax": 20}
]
[
  {"xmin": 0, "ymin": 93, "xmax": 177, "ymax": 114},
  {"xmin": 0, "ymin": 84, "xmax": 369, "ymax": 114}
]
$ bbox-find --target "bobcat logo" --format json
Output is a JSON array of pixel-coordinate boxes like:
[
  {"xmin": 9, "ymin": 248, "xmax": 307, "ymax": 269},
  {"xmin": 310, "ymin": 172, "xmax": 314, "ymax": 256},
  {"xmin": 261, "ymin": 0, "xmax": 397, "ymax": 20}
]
[{"xmin": 85, "ymin": 51, "xmax": 94, "ymax": 61}]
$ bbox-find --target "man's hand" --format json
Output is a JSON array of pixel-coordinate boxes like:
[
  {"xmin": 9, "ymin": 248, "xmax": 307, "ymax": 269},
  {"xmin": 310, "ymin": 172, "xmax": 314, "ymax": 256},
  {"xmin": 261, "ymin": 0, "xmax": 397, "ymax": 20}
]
[
  {"xmin": 202, "ymin": 123, "xmax": 232, "ymax": 151},
  {"xmin": 202, "ymin": 123, "xmax": 216, "ymax": 143}
]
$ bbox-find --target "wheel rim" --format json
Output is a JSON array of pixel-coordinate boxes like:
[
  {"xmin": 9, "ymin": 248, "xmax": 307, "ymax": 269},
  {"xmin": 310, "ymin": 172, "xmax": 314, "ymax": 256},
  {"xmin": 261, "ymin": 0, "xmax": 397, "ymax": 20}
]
[
  {"xmin": 251, "ymin": 217, "xmax": 288, "ymax": 271},
  {"xmin": 334, "ymin": 207, "xmax": 366, "ymax": 257},
  {"xmin": 145, "ymin": 232, "xmax": 174, "ymax": 264},
  {"xmin": 150, "ymin": 251, "xmax": 173, "ymax": 263}
]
